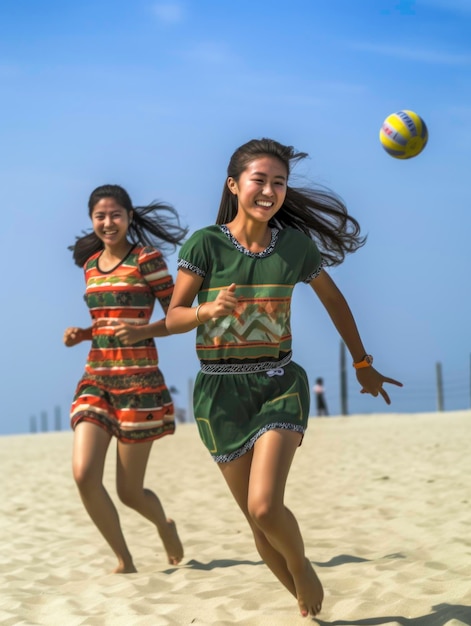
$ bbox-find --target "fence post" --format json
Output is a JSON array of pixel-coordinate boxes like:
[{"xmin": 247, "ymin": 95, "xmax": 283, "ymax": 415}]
[
  {"xmin": 436, "ymin": 362, "xmax": 444, "ymax": 412},
  {"xmin": 54, "ymin": 405, "xmax": 62, "ymax": 431}
]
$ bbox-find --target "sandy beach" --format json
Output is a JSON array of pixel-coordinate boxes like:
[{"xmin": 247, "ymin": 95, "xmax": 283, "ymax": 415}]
[{"xmin": 1, "ymin": 411, "xmax": 470, "ymax": 626}]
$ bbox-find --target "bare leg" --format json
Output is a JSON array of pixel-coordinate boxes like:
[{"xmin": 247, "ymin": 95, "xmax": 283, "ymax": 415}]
[
  {"xmin": 116, "ymin": 440, "xmax": 183, "ymax": 565},
  {"xmin": 219, "ymin": 448, "xmax": 297, "ymax": 596},
  {"xmin": 72, "ymin": 422, "xmax": 136, "ymax": 573},
  {"xmin": 219, "ymin": 429, "xmax": 323, "ymax": 617}
]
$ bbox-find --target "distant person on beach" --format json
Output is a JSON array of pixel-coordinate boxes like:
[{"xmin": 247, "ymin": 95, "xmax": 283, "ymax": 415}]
[
  {"xmin": 313, "ymin": 377, "xmax": 329, "ymax": 416},
  {"xmin": 165, "ymin": 138, "xmax": 402, "ymax": 617},
  {"xmin": 63, "ymin": 184, "xmax": 187, "ymax": 573}
]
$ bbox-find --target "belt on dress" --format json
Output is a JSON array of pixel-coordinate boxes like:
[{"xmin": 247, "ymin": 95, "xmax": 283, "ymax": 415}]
[{"xmin": 199, "ymin": 351, "xmax": 292, "ymax": 375}]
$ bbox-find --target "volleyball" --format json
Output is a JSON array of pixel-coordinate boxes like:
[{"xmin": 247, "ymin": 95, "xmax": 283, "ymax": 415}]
[{"xmin": 379, "ymin": 110, "xmax": 428, "ymax": 159}]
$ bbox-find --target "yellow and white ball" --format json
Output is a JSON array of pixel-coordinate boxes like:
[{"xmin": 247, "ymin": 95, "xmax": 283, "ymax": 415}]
[{"xmin": 379, "ymin": 110, "xmax": 428, "ymax": 159}]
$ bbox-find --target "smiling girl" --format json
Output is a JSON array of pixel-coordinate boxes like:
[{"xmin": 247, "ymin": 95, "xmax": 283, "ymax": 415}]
[
  {"xmin": 64, "ymin": 184, "xmax": 187, "ymax": 573},
  {"xmin": 165, "ymin": 138, "xmax": 402, "ymax": 617}
]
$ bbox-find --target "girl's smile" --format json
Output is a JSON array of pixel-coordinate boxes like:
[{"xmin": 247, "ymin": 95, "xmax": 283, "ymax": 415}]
[
  {"xmin": 227, "ymin": 156, "xmax": 287, "ymax": 223},
  {"xmin": 91, "ymin": 198, "xmax": 132, "ymax": 249}
]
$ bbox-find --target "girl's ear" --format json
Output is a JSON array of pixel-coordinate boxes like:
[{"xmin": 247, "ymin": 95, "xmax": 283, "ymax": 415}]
[
  {"xmin": 227, "ymin": 177, "xmax": 238, "ymax": 195},
  {"xmin": 128, "ymin": 209, "xmax": 134, "ymax": 223}
]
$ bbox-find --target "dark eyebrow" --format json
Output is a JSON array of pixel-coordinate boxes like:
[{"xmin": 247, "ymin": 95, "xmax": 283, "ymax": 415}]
[{"xmin": 251, "ymin": 171, "xmax": 287, "ymax": 181}]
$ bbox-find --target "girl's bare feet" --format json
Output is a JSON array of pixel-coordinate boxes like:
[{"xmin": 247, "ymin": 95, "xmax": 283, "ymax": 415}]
[
  {"xmin": 158, "ymin": 519, "xmax": 184, "ymax": 565},
  {"xmin": 293, "ymin": 558, "xmax": 324, "ymax": 617},
  {"xmin": 113, "ymin": 559, "xmax": 137, "ymax": 574}
]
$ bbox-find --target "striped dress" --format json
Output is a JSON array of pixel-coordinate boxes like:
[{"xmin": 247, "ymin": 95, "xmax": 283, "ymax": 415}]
[{"xmin": 70, "ymin": 244, "xmax": 175, "ymax": 443}]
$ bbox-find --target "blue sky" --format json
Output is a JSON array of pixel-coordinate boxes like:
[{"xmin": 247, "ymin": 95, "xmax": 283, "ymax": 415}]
[{"xmin": 1, "ymin": 0, "xmax": 470, "ymax": 435}]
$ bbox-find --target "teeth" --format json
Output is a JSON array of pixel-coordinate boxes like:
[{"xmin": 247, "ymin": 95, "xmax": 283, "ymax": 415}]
[{"xmin": 256, "ymin": 201, "xmax": 272, "ymax": 207}]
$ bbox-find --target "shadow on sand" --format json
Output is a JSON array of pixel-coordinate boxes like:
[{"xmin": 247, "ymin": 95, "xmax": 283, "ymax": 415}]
[
  {"xmin": 165, "ymin": 555, "xmax": 470, "ymax": 626},
  {"xmin": 164, "ymin": 557, "xmax": 263, "ymax": 574},
  {"xmin": 315, "ymin": 603, "xmax": 471, "ymax": 626}
]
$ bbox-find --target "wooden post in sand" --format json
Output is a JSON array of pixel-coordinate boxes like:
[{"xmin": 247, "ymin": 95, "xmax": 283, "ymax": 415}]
[
  {"xmin": 340, "ymin": 341, "xmax": 348, "ymax": 415},
  {"xmin": 54, "ymin": 405, "xmax": 62, "ymax": 431},
  {"xmin": 436, "ymin": 362, "xmax": 444, "ymax": 412}
]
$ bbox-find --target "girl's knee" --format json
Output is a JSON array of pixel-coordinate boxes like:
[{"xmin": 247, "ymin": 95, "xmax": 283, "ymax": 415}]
[
  {"xmin": 116, "ymin": 483, "xmax": 142, "ymax": 509},
  {"xmin": 248, "ymin": 499, "xmax": 280, "ymax": 530},
  {"xmin": 72, "ymin": 461, "xmax": 100, "ymax": 492}
]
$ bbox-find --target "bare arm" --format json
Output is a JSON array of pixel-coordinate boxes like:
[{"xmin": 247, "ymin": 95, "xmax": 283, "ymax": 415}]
[
  {"xmin": 310, "ymin": 269, "xmax": 402, "ymax": 404},
  {"xmin": 166, "ymin": 268, "xmax": 238, "ymax": 334},
  {"xmin": 112, "ymin": 318, "xmax": 170, "ymax": 344},
  {"xmin": 93, "ymin": 303, "xmax": 172, "ymax": 345}
]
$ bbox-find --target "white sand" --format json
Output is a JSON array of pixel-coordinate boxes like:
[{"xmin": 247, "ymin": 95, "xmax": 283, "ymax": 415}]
[{"xmin": 1, "ymin": 411, "xmax": 470, "ymax": 625}]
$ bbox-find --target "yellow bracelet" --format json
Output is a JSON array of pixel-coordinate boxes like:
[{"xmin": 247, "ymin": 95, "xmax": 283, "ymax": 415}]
[{"xmin": 195, "ymin": 304, "xmax": 204, "ymax": 324}]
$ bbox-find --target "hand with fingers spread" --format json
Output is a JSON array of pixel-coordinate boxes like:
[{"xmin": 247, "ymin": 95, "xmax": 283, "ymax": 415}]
[{"xmin": 356, "ymin": 366, "xmax": 403, "ymax": 405}]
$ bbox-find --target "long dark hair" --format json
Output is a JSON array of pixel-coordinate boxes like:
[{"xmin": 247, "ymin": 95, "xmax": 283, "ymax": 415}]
[
  {"xmin": 216, "ymin": 138, "xmax": 365, "ymax": 266},
  {"xmin": 69, "ymin": 184, "xmax": 188, "ymax": 267}
]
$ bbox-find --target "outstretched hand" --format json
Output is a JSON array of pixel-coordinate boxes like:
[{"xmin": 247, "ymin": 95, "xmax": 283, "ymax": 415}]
[{"xmin": 356, "ymin": 367, "xmax": 403, "ymax": 405}]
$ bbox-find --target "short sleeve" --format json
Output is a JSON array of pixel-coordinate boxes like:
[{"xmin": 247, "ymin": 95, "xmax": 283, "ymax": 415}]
[
  {"xmin": 177, "ymin": 228, "xmax": 212, "ymax": 278},
  {"xmin": 282, "ymin": 230, "xmax": 323, "ymax": 283},
  {"xmin": 303, "ymin": 253, "xmax": 325, "ymax": 283},
  {"xmin": 138, "ymin": 246, "xmax": 174, "ymax": 311}
]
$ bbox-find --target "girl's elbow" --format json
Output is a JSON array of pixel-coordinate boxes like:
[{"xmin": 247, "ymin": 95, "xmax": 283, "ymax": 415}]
[
  {"xmin": 165, "ymin": 316, "xmax": 176, "ymax": 334},
  {"xmin": 165, "ymin": 312, "xmax": 183, "ymax": 334}
]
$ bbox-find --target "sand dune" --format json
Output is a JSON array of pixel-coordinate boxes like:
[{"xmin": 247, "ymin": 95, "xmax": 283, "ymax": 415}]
[{"xmin": 1, "ymin": 411, "xmax": 470, "ymax": 625}]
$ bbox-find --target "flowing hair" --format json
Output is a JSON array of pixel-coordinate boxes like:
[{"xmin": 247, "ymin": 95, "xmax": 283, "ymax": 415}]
[
  {"xmin": 216, "ymin": 138, "xmax": 365, "ymax": 266},
  {"xmin": 69, "ymin": 184, "xmax": 188, "ymax": 267}
]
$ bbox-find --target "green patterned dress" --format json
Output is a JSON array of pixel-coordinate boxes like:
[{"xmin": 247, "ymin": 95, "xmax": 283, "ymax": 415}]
[{"xmin": 178, "ymin": 225, "xmax": 323, "ymax": 462}]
